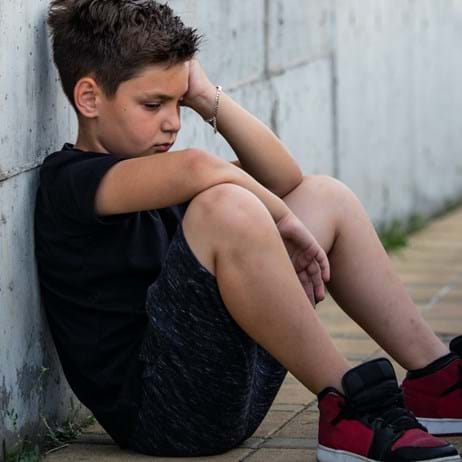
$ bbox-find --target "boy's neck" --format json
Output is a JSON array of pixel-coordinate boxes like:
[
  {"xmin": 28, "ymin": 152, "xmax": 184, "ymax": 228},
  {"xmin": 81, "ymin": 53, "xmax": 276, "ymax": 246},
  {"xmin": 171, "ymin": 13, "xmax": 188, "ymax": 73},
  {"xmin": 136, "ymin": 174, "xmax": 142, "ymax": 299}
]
[{"xmin": 74, "ymin": 125, "xmax": 107, "ymax": 154}]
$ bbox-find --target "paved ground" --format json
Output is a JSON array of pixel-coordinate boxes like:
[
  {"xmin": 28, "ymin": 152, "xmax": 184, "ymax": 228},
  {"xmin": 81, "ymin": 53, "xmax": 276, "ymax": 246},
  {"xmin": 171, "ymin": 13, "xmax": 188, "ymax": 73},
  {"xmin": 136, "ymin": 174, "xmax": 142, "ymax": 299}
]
[{"xmin": 45, "ymin": 208, "xmax": 462, "ymax": 461}]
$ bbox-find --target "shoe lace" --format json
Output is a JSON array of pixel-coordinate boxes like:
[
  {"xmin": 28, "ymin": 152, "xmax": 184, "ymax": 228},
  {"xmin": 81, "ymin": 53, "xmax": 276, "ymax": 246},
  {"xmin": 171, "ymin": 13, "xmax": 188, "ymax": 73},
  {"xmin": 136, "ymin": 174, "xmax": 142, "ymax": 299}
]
[
  {"xmin": 332, "ymin": 384, "xmax": 426, "ymax": 433},
  {"xmin": 441, "ymin": 364, "xmax": 462, "ymax": 397}
]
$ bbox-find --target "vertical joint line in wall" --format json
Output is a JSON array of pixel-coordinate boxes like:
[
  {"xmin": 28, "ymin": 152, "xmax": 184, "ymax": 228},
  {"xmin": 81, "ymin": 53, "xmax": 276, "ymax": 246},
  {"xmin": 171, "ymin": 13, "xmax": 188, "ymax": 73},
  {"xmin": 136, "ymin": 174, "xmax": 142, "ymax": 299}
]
[
  {"xmin": 330, "ymin": 51, "xmax": 340, "ymax": 179},
  {"xmin": 329, "ymin": 2, "xmax": 340, "ymax": 179},
  {"xmin": 264, "ymin": 0, "xmax": 270, "ymax": 78},
  {"xmin": 271, "ymin": 94, "xmax": 280, "ymax": 138}
]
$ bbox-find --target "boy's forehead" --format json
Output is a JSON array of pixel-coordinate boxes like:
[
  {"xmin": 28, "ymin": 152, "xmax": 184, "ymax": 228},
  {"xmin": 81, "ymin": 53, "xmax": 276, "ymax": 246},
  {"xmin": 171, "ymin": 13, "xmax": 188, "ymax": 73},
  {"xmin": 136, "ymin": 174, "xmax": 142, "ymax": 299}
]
[{"xmin": 129, "ymin": 62, "xmax": 189, "ymax": 97}]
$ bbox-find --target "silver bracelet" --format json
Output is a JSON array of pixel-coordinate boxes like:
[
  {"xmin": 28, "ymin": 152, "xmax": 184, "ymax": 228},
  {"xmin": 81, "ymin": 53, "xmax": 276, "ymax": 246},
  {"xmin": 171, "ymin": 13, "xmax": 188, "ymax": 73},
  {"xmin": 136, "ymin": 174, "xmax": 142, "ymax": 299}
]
[{"xmin": 205, "ymin": 85, "xmax": 222, "ymax": 134}]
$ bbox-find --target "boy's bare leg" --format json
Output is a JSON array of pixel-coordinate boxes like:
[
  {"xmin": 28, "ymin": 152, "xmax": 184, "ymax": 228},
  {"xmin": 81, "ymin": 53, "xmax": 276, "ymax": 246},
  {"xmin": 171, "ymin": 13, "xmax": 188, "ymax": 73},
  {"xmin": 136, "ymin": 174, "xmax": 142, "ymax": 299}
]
[
  {"xmin": 281, "ymin": 175, "xmax": 449, "ymax": 370},
  {"xmin": 182, "ymin": 183, "xmax": 351, "ymax": 394}
]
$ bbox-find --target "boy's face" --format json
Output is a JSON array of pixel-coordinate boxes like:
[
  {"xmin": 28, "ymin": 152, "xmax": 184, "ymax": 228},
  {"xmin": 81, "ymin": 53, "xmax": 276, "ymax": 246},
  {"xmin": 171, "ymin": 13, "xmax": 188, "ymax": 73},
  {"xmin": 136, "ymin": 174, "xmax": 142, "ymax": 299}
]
[{"xmin": 92, "ymin": 62, "xmax": 189, "ymax": 157}]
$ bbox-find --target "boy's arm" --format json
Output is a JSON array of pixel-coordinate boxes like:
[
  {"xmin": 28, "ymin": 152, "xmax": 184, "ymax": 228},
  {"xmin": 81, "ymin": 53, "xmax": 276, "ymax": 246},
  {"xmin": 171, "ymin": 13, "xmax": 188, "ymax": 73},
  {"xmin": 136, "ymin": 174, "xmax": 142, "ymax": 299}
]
[
  {"xmin": 94, "ymin": 149, "xmax": 329, "ymax": 300},
  {"xmin": 95, "ymin": 148, "xmax": 290, "ymax": 223},
  {"xmin": 184, "ymin": 60, "xmax": 303, "ymax": 198}
]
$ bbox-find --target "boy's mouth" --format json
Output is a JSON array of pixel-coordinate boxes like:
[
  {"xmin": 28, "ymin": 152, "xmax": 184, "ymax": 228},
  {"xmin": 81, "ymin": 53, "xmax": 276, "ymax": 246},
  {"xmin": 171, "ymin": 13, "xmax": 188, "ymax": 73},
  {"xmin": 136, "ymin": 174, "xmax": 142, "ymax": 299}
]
[{"xmin": 154, "ymin": 143, "xmax": 174, "ymax": 152}]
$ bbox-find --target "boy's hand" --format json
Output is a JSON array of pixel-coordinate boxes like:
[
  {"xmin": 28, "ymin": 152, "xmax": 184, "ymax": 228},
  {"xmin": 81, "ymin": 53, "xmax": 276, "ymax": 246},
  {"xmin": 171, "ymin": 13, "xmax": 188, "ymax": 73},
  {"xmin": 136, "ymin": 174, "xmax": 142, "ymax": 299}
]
[
  {"xmin": 183, "ymin": 60, "xmax": 217, "ymax": 119},
  {"xmin": 276, "ymin": 212, "xmax": 330, "ymax": 305}
]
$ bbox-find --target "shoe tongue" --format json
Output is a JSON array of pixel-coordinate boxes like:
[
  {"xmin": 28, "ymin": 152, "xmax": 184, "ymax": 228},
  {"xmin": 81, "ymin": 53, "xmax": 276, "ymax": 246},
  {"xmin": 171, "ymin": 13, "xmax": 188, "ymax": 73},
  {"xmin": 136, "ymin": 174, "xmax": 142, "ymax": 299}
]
[
  {"xmin": 450, "ymin": 335, "xmax": 462, "ymax": 357},
  {"xmin": 342, "ymin": 358, "xmax": 399, "ymax": 406},
  {"xmin": 342, "ymin": 358, "xmax": 420, "ymax": 430}
]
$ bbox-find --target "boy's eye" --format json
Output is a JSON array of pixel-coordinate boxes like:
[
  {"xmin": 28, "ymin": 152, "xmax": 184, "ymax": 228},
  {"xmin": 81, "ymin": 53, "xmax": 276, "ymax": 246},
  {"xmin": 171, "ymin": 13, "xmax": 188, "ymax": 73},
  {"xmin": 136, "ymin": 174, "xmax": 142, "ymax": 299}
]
[{"xmin": 144, "ymin": 103, "xmax": 161, "ymax": 110}]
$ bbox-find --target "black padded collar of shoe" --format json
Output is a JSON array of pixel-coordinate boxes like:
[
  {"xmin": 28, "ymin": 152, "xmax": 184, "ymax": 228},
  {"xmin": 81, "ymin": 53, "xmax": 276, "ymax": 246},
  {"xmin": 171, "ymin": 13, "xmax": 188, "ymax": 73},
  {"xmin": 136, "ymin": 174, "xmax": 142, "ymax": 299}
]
[
  {"xmin": 342, "ymin": 358, "xmax": 397, "ymax": 397},
  {"xmin": 406, "ymin": 352, "xmax": 459, "ymax": 379}
]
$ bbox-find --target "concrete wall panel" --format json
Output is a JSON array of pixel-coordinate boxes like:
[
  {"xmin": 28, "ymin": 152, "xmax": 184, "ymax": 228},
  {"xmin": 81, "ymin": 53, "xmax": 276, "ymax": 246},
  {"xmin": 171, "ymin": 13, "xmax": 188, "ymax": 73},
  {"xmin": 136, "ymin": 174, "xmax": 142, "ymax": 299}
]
[
  {"xmin": 170, "ymin": 0, "xmax": 266, "ymax": 89},
  {"xmin": 335, "ymin": 0, "xmax": 462, "ymax": 224},
  {"xmin": 271, "ymin": 59, "xmax": 335, "ymax": 175},
  {"xmin": 268, "ymin": 0, "xmax": 334, "ymax": 72},
  {"xmin": 335, "ymin": 0, "xmax": 416, "ymax": 223},
  {"xmin": 411, "ymin": 0, "xmax": 462, "ymax": 212},
  {"xmin": 0, "ymin": 172, "xmax": 84, "ymax": 445},
  {"xmin": 0, "ymin": 0, "xmax": 77, "ymax": 180}
]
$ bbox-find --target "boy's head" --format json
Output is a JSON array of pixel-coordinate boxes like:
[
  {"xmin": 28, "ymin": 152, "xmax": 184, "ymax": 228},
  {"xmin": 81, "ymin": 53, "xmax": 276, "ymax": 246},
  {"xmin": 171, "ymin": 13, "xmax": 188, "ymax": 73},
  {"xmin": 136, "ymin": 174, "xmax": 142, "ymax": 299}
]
[{"xmin": 47, "ymin": 0, "xmax": 201, "ymax": 156}]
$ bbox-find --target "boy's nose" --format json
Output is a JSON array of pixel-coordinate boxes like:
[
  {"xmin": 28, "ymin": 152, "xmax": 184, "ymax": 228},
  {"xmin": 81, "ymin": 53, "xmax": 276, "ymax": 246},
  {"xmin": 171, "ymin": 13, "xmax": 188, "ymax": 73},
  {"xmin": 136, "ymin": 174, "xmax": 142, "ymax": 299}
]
[{"xmin": 162, "ymin": 107, "xmax": 181, "ymax": 133}]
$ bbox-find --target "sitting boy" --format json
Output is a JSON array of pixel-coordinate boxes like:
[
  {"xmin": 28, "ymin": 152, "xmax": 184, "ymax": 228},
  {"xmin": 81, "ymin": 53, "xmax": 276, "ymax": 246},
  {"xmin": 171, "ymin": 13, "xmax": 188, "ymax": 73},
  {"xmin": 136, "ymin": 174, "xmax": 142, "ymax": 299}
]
[{"xmin": 34, "ymin": 1, "xmax": 462, "ymax": 460}]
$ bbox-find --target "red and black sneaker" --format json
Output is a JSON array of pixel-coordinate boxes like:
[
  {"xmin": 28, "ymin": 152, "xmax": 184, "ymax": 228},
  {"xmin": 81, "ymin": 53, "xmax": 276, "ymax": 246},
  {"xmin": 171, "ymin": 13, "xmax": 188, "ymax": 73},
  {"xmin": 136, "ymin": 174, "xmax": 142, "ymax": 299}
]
[
  {"xmin": 402, "ymin": 335, "xmax": 462, "ymax": 435},
  {"xmin": 317, "ymin": 358, "xmax": 460, "ymax": 461}
]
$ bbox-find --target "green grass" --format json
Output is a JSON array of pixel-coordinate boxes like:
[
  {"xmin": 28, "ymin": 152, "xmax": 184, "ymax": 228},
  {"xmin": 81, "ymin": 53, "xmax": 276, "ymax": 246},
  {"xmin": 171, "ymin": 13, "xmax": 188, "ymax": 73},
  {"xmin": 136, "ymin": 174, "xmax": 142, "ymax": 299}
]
[
  {"xmin": 378, "ymin": 214, "xmax": 428, "ymax": 252},
  {"xmin": 42, "ymin": 400, "xmax": 95, "ymax": 451},
  {"xmin": 3, "ymin": 439, "xmax": 41, "ymax": 462},
  {"xmin": 378, "ymin": 196, "xmax": 462, "ymax": 252}
]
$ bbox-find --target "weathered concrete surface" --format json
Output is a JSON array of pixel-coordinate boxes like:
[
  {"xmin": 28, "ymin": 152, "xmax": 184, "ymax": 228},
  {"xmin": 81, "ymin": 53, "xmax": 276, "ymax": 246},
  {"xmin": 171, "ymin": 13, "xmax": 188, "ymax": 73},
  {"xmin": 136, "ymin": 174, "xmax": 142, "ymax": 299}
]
[
  {"xmin": 0, "ymin": 0, "xmax": 77, "ymax": 178},
  {"xmin": 1, "ymin": 0, "xmax": 462, "ymax": 455},
  {"xmin": 267, "ymin": 0, "xmax": 334, "ymax": 72},
  {"xmin": 0, "ymin": 0, "xmax": 82, "ymax": 455},
  {"xmin": 335, "ymin": 0, "xmax": 462, "ymax": 224},
  {"xmin": 0, "ymin": 172, "xmax": 87, "ymax": 452},
  {"xmin": 270, "ymin": 58, "xmax": 336, "ymax": 175},
  {"xmin": 169, "ymin": 0, "xmax": 266, "ymax": 88}
]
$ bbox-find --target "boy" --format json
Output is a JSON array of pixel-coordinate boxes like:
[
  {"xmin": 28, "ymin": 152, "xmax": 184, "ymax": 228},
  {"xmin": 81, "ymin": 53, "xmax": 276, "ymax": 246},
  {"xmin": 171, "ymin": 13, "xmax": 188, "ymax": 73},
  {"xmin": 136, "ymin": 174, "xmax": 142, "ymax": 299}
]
[{"xmin": 34, "ymin": 1, "xmax": 462, "ymax": 460}]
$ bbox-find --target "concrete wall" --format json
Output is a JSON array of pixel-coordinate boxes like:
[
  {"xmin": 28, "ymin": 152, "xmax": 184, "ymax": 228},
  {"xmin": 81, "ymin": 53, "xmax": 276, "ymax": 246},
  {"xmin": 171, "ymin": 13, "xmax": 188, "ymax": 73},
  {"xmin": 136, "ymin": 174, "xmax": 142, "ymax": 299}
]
[
  {"xmin": 335, "ymin": 0, "xmax": 462, "ymax": 223},
  {"xmin": 1, "ymin": 0, "xmax": 462, "ymax": 452},
  {"xmin": 0, "ymin": 0, "xmax": 81, "ymax": 454}
]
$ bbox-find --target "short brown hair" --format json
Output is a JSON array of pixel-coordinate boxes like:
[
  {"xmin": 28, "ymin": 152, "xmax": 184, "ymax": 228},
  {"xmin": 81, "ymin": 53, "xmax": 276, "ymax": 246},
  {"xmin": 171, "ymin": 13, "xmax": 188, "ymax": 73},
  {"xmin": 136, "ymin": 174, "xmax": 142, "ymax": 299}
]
[{"xmin": 47, "ymin": 0, "xmax": 201, "ymax": 108}]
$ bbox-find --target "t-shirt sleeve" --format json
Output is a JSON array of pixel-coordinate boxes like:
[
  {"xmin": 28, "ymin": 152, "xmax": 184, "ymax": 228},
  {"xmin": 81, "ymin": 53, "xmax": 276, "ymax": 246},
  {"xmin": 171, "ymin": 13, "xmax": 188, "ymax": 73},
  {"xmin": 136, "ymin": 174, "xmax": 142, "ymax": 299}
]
[{"xmin": 44, "ymin": 152, "xmax": 135, "ymax": 229}]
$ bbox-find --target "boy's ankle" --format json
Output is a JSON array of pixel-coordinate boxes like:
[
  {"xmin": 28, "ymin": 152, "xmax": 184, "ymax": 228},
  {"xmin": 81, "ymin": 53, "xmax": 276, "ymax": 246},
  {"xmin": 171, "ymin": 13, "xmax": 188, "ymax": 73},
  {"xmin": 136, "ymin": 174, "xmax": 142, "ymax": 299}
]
[
  {"xmin": 406, "ymin": 351, "xmax": 459, "ymax": 378},
  {"xmin": 401, "ymin": 335, "xmax": 462, "ymax": 436}
]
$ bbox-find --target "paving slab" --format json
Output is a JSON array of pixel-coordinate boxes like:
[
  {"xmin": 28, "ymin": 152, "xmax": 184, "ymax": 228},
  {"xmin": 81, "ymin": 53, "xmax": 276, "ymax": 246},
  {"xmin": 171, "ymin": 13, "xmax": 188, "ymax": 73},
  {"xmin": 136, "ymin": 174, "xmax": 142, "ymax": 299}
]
[
  {"xmin": 273, "ymin": 410, "xmax": 318, "ymax": 439},
  {"xmin": 272, "ymin": 380, "xmax": 315, "ymax": 406},
  {"xmin": 425, "ymin": 302, "xmax": 462, "ymax": 319},
  {"xmin": 252, "ymin": 410, "xmax": 297, "ymax": 438},
  {"xmin": 44, "ymin": 445, "xmax": 252, "ymax": 461},
  {"xmin": 244, "ymin": 448, "xmax": 318, "ymax": 461},
  {"xmin": 44, "ymin": 207, "xmax": 462, "ymax": 461}
]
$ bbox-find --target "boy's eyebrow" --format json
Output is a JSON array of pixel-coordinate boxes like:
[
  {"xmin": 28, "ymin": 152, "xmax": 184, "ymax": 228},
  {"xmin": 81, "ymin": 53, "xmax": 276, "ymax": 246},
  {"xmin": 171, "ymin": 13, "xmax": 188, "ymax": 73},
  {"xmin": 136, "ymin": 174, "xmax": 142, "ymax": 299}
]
[{"xmin": 140, "ymin": 91, "xmax": 185, "ymax": 100}]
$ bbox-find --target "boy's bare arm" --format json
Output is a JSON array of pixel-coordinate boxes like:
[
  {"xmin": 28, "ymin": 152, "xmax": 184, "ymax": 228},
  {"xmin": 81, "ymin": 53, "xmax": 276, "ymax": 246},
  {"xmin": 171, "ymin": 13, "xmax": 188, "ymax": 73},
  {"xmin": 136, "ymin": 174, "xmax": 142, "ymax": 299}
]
[
  {"xmin": 183, "ymin": 60, "xmax": 304, "ymax": 198},
  {"xmin": 95, "ymin": 148, "xmax": 291, "ymax": 224},
  {"xmin": 95, "ymin": 147, "xmax": 330, "ymax": 299}
]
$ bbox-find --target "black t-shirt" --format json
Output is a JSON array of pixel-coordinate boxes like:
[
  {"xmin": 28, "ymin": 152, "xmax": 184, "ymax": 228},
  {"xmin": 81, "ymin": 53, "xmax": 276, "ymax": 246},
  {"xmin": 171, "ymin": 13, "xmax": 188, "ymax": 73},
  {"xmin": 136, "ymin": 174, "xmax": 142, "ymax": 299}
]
[{"xmin": 34, "ymin": 143, "xmax": 188, "ymax": 447}]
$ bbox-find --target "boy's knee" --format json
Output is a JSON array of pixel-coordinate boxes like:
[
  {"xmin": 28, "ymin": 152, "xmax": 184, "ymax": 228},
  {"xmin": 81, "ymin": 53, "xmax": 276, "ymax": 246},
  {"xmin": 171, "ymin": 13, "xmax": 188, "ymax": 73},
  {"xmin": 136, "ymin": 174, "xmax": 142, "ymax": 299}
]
[
  {"xmin": 300, "ymin": 175, "xmax": 358, "ymax": 202},
  {"xmin": 183, "ymin": 183, "xmax": 274, "ymax": 237}
]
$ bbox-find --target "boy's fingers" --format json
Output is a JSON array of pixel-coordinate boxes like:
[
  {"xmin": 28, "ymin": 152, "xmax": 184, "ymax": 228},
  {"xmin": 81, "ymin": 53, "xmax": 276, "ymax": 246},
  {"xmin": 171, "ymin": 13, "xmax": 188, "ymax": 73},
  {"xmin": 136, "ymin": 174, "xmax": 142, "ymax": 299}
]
[
  {"xmin": 313, "ymin": 248, "xmax": 330, "ymax": 282},
  {"xmin": 306, "ymin": 280, "xmax": 316, "ymax": 306},
  {"xmin": 305, "ymin": 261, "xmax": 322, "ymax": 297},
  {"xmin": 315, "ymin": 282, "xmax": 326, "ymax": 302},
  {"xmin": 293, "ymin": 250, "xmax": 307, "ymax": 272},
  {"xmin": 301, "ymin": 242, "xmax": 330, "ymax": 283},
  {"xmin": 306, "ymin": 260, "xmax": 326, "ymax": 302}
]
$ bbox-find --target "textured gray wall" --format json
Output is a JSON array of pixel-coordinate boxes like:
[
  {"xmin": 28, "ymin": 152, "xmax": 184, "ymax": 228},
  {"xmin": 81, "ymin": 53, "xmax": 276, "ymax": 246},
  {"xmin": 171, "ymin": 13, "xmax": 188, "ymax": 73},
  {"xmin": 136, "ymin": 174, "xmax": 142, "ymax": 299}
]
[
  {"xmin": 1, "ymin": 0, "xmax": 462, "ymax": 451},
  {"xmin": 0, "ymin": 0, "xmax": 81, "ymax": 453}
]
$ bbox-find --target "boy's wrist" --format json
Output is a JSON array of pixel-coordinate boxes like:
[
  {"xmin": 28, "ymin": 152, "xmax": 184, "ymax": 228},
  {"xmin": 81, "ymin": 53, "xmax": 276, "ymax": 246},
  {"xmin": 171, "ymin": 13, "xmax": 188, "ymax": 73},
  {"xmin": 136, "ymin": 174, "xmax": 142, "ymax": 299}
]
[{"xmin": 188, "ymin": 84, "xmax": 220, "ymax": 120}]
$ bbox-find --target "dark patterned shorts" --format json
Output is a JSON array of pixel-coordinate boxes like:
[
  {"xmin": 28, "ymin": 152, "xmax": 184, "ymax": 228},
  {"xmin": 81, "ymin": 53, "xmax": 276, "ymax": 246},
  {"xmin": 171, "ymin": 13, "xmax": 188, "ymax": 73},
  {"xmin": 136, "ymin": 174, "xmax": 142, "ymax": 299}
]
[{"xmin": 126, "ymin": 223, "xmax": 287, "ymax": 457}]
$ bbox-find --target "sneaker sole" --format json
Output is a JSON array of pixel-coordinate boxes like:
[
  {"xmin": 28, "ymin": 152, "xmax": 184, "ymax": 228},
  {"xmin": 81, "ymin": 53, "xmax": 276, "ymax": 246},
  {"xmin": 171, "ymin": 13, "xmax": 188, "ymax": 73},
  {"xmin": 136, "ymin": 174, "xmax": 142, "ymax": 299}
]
[
  {"xmin": 418, "ymin": 418, "xmax": 462, "ymax": 436},
  {"xmin": 317, "ymin": 444, "xmax": 461, "ymax": 461}
]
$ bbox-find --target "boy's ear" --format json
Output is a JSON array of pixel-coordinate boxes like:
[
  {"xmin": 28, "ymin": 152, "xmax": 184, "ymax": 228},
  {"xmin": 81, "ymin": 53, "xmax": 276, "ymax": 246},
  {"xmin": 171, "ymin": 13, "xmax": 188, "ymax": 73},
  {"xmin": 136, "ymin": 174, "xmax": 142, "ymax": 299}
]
[{"xmin": 74, "ymin": 77, "xmax": 102, "ymax": 118}]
